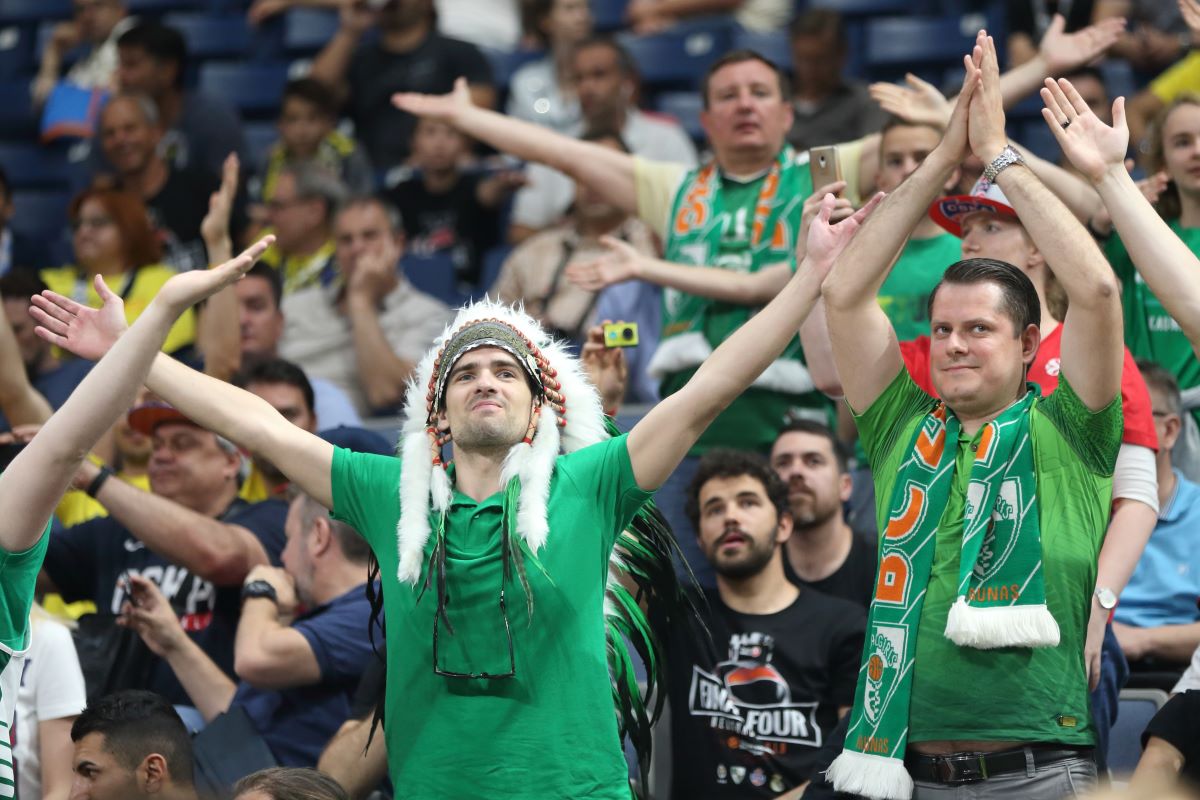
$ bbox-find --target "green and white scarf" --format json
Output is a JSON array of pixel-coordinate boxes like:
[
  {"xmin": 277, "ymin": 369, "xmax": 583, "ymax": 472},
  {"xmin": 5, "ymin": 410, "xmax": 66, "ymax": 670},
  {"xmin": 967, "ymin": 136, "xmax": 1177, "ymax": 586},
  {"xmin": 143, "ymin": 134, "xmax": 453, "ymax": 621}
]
[
  {"xmin": 827, "ymin": 387, "xmax": 1060, "ymax": 800},
  {"xmin": 648, "ymin": 147, "xmax": 811, "ymax": 393}
]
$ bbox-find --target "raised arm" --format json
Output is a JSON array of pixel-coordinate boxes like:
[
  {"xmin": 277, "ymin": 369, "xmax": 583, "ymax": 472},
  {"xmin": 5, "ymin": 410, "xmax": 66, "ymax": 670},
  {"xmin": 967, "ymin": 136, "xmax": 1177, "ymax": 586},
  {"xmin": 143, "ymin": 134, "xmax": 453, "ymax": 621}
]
[
  {"xmin": 1015, "ymin": 74, "xmax": 1124, "ymax": 408},
  {"xmin": 393, "ymin": 78, "xmax": 638, "ymax": 215},
  {"xmin": 1050, "ymin": 76, "xmax": 1200, "ymax": 354},
  {"xmin": 627, "ymin": 191, "xmax": 884, "ymax": 490},
  {"xmin": 2, "ymin": 240, "xmax": 272, "ymax": 554},
  {"xmin": 567, "ymin": 181, "xmax": 853, "ymax": 306},
  {"xmin": 0, "ymin": 304, "xmax": 51, "ymax": 428},
  {"xmin": 195, "ymin": 153, "xmax": 242, "ymax": 382},
  {"xmin": 823, "ymin": 47, "xmax": 981, "ymax": 412}
]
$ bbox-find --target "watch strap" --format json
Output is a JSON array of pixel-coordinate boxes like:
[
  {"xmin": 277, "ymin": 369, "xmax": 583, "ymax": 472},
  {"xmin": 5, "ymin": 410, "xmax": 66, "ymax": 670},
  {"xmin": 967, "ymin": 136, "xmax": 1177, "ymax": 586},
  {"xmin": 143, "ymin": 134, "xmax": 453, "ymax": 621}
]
[
  {"xmin": 86, "ymin": 465, "xmax": 115, "ymax": 498},
  {"xmin": 983, "ymin": 145, "xmax": 1025, "ymax": 182},
  {"xmin": 241, "ymin": 579, "xmax": 279, "ymax": 603}
]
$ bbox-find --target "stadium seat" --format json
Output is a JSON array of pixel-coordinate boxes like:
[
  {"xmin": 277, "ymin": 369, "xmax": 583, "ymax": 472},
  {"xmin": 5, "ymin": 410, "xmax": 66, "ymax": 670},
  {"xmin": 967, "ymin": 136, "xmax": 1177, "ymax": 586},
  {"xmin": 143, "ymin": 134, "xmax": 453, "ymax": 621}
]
[
  {"xmin": 0, "ymin": 25, "xmax": 35, "ymax": 80},
  {"xmin": 618, "ymin": 19, "xmax": 734, "ymax": 90},
  {"xmin": 197, "ymin": 61, "xmax": 291, "ymax": 116},
  {"xmin": 864, "ymin": 16, "xmax": 982, "ymax": 70},
  {"xmin": 241, "ymin": 120, "xmax": 278, "ymax": 171},
  {"xmin": 125, "ymin": 0, "xmax": 206, "ymax": 12},
  {"xmin": 0, "ymin": 0, "xmax": 72, "ymax": 24},
  {"xmin": 731, "ymin": 29, "xmax": 791, "ymax": 71},
  {"xmin": 0, "ymin": 143, "xmax": 79, "ymax": 190},
  {"xmin": 283, "ymin": 8, "xmax": 338, "ymax": 55},
  {"xmin": 809, "ymin": 0, "xmax": 909, "ymax": 14},
  {"xmin": 592, "ymin": 0, "xmax": 629, "ymax": 32},
  {"xmin": 1099, "ymin": 59, "xmax": 1138, "ymax": 106},
  {"xmin": 0, "ymin": 78, "xmax": 37, "ymax": 138},
  {"xmin": 162, "ymin": 14, "xmax": 252, "ymax": 60},
  {"xmin": 481, "ymin": 47, "xmax": 543, "ymax": 94},
  {"xmin": 402, "ymin": 253, "xmax": 466, "ymax": 308},
  {"xmin": 9, "ymin": 190, "xmax": 71, "ymax": 240},
  {"xmin": 654, "ymin": 91, "xmax": 704, "ymax": 143},
  {"xmin": 1108, "ymin": 688, "xmax": 1168, "ymax": 776}
]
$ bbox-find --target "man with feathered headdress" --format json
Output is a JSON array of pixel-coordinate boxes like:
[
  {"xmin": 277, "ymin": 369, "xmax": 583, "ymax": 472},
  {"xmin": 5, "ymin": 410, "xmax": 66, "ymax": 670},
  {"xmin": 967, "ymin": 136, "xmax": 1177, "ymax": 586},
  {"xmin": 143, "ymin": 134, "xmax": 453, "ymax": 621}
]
[{"xmin": 36, "ymin": 192, "xmax": 881, "ymax": 798}]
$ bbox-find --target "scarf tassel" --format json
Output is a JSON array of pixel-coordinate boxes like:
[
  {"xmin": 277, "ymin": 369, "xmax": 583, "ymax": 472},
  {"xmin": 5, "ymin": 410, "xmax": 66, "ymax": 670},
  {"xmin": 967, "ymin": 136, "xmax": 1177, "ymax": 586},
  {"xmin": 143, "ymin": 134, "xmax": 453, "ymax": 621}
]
[
  {"xmin": 826, "ymin": 750, "xmax": 914, "ymax": 800},
  {"xmin": 943, "ymin": 597, "xmax": 1061, "ymax": 649}
]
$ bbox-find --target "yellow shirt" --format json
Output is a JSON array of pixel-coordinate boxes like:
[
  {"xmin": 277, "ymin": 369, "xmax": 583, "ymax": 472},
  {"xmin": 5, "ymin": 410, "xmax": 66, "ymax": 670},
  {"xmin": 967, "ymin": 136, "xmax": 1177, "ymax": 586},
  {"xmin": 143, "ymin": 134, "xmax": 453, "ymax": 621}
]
[
  {"xmin": 40, "ymin": 264, "xmax": 196, "ymax": 355},
  {"xmin": 1151, "ymin": 52, "xmax": 1200, "ymax": 103}
]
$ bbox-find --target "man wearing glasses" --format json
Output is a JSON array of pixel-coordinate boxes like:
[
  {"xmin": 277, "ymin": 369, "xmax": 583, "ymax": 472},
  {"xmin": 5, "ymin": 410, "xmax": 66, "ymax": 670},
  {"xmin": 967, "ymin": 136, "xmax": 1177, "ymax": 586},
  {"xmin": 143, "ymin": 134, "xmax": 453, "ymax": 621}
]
[{"xmin": 36, "ymin": 188, "xmax": 882, "ymax": 798}]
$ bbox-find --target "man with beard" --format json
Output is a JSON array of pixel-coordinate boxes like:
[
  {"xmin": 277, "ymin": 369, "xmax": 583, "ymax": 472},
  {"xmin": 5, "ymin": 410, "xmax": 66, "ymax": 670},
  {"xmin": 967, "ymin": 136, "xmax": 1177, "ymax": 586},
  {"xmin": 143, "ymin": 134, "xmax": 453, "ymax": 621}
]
[
  {"xmin": 656, "ymin": 449, "xmax": 864, "ymax": 799},
  {"xmin": 769, "ymin": 419, "xmax": 875, "ymax": 609}
]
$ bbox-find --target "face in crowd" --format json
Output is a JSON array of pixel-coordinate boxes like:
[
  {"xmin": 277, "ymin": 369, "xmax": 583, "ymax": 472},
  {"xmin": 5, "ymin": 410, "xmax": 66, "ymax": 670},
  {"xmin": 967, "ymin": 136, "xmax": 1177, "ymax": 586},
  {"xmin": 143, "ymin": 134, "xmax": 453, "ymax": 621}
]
[{"xmin": 696, "ymin": 473, "xmax": 792, "ymax": 580}]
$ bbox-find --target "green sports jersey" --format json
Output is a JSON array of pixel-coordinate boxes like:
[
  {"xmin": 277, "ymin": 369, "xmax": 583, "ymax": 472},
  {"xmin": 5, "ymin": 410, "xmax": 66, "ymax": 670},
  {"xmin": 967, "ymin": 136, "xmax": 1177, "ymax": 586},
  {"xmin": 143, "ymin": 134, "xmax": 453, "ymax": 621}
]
[
  {"xmin": 1, "ymin": 527, "xmax": 50, "ymax": 800},
  {"xmin": 1105, "ymin": 222, "xmax": 1200, "ymax": 428},
  {"xmin": 855, "ymin": 370, "xmax": 1121, "ymax": 745},
  {"xmin": 878, "ymin": 232, "xmax": 962, "ymax": 343},
  {"xmin": 330, "ymin": 436, "xmax": 651, "ymax": 799}
]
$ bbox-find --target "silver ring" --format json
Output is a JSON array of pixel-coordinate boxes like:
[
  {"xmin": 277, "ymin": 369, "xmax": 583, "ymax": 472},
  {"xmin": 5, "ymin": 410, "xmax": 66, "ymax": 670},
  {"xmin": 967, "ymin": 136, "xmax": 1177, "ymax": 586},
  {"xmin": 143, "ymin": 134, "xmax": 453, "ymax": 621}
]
[{"xmin": 1061, "ymin": 119, "xmax": 1071, "ymax": 130}]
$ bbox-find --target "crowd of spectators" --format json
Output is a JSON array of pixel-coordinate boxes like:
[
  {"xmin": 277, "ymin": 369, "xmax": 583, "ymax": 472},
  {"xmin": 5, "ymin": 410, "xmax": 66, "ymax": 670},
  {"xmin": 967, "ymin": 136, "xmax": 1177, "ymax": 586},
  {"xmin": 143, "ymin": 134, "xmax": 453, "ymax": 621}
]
[{"xmin": 3, "ymin": 0, "xmax": 1200, "ymax": 798}]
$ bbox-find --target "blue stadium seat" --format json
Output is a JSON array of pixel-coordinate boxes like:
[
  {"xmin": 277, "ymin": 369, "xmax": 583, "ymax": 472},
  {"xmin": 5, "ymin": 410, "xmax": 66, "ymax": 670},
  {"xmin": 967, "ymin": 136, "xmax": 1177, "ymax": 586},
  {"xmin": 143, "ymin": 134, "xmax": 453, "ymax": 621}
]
[
  {"xmin": 1099, "ymin": 59, "xmax": 1137, "ymax": 105},
  {"xmin": 0, "ymin": 0, "xmax": 72, "ymax": 24},
  {"xmin": 0, "ymin": 25, "xmax": 35, "ymax": 79},
  {"xmin": 809, "ymin": 0, "xmax": 909, "ymax": 14},
  {"xmin": 592, "ymin": 0, "xmax": 628, "ymax": 32},
  {"xmin": 1109, "ymin": 688, "xmax": 1168, "ymax": 776},
  {"xmin": 241, "ymin": 120, "xmax": 278, "ymax": 170},
  {"xmin": 197, "ymin": 61, "xmax": 290, "ymax": 116},
  {"xmin": 475, "ymin": 244, "xmax": 511, "ymax": 299},
  {"xmin": 10, "ymin": 190, "xmax": 71, "ymax": 240},
  {"xmin": 1014, "ymin": 118, "xmax": 1061, "ymax": 163},
  {"xmin": 0, "ymin": 143, "xmax": 78, "ymax": 190},
  {"xmin": 481, "ymin": 47, "xmax": 542, "ymax": 93},
  {"xmin": 864, "ymin": 16, "xmax": 981, "ymax": 70},
  {"xmin": 125, "ymin": 0, "xmax": 206, "ymax": 12},
  {"xmin": 654, "ymin": 91, "xmax": 704, "ymax": 143},
  {"xmin": 283, "ymin": 8, "xmax": 337, "ymax": 54},
  {"xmin": 731, "ymin": 29, "xmax": 791, "ymax": 71},
  {"xmin": 618, "ymin": 19, "xmax": 734, "ymax": 89},
  {"xmin": 0, "ymin": 79, "xmax": 36, "ymax": 138},
  {"xmin": 162, "ymin": 14, "xmax": 252, "ymax": 59},
  {"xmin": 402, "ymin": 253, "xmax": 466, "ymax": 308}
]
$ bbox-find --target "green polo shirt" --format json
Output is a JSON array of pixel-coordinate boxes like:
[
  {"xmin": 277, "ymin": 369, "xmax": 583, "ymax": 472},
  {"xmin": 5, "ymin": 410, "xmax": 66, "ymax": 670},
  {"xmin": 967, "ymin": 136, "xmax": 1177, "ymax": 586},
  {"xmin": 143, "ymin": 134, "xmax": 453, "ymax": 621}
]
[
  {"xmin": 878, "ymin": 232, "xmax": 962, "ymax": 343},
  {"xmin": 331, "ymin": 435, "xmax": 651, "ymax": 799},
  {"xmin": 855, "ymin": 370, "xmax": 1121, "ymax": 745}
]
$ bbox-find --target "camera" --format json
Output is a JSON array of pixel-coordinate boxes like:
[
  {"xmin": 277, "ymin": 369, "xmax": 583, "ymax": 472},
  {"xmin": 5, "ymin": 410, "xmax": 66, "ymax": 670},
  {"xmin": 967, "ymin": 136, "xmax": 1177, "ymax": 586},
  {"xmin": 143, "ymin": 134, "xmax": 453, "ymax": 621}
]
[{"xmin": 602, "ymin": 322, "xmax": 639, "ymax": 348}]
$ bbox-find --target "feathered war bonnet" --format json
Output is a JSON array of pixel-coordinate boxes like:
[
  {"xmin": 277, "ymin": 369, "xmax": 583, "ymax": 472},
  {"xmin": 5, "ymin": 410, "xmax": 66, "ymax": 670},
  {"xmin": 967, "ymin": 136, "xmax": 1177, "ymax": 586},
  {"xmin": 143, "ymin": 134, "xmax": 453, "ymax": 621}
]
[{"xmin": 394, "ymin": 300, "xmax": 609, "ymax": 585}]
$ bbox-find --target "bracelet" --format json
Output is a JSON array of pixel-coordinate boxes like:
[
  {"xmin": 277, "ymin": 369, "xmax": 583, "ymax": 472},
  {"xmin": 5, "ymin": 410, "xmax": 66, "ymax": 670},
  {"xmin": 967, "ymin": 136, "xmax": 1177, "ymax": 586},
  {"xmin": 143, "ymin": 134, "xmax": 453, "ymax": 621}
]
[
  {"xmin": 85, "ymin": 465, "xmax": 114, "ymax": 498},
  {"xmin": 982, "ymin": 144, "xmax": 1025, "ymax": 183}
]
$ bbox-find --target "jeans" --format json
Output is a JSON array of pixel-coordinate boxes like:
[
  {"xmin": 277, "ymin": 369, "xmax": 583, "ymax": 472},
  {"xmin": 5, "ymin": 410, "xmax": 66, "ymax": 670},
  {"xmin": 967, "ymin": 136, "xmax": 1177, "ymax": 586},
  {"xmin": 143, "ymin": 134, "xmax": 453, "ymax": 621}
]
[
  {"xmin": 913, "ymin": 755, "xmax": 1097, "ymax": 799},
  {"xmin": 1089, "ymin": 623, "xmax": 1129, "ymax": 774}
]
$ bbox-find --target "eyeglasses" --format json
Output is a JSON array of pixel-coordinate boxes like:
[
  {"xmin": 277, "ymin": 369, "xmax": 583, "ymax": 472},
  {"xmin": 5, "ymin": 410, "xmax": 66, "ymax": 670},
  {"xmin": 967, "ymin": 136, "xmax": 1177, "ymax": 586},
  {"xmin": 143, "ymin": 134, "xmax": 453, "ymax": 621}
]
[
  {"xmin": 71, "ymin": 215, "xmax": 114, "ymax": 232},
  {"xmin": 430, "ymin": 528, "xmax": 517, "ymax": 680}
]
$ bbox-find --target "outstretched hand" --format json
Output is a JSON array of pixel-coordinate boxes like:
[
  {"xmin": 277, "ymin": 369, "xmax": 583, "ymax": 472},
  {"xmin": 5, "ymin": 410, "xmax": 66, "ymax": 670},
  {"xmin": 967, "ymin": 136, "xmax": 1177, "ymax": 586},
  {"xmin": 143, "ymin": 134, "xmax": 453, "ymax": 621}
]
[
  {"xmin": 1041, "ymin": 77, "xmax": 1129, "ymax": 184},
  {"xmin": 392, "ymin": 76, "xmax": 475, "ymax": 123},
  {"xmin": 200, "ymin": 152, "xmax": 239, "ymax": 253},
  {"xmin": 31, "ymin": 236, "xmax": 275, "ymax": 360},
  {"xmin": 804, "ymin": 191, "xmax": 885, "ymax": 272},
  {"xmin": 869, "ymin": 73, "xmax": 952, "ymax": 130},
  {"xmin": 565, "ymin": 236, "xmax": 643, "ymax": 291},
  {"xmin": 796, "ymin": 180, "xmax": 852, "ymax": 263},
  {"xmin": 1038, "ymin": 13, "xmax": 1125, "ymax": 74}
]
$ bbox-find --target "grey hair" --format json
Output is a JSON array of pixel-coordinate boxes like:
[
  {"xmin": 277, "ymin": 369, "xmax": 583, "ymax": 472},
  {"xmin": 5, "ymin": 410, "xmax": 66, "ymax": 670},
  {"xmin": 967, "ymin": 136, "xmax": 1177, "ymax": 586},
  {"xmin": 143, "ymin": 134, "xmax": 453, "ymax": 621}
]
[
  {"xmin": 104, "ymin": 91, "xmax": 160, "ymax": 127},
  {"xmin": 283, "ymin": 164, "xmax": 349, "ymax": 224},
  {"xmin": 336, "ymin": 194, "xmax": 404, "ymax": 233}
]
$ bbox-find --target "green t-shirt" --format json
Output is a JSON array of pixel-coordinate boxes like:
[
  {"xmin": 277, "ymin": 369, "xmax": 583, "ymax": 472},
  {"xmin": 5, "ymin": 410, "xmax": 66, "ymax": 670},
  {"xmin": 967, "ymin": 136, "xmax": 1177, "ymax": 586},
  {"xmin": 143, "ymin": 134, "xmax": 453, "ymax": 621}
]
[
  {"xmin": 878, "ymin": 232, "xmax": 962, "ymax": 343},
  {"xmin": 1105, "ymin": 222, "xmax": 1200, "ymax": 427},
  {"xmin": 0, "ymin": 526, "xmax": 50, "ymax": 799},
  {"xmin": 856, "ymin": 371, "xmax": 1121, "ymax": 745},
  {"xmin": 330, "ymin": 436, "xmax": 652, "ymax": 799}
]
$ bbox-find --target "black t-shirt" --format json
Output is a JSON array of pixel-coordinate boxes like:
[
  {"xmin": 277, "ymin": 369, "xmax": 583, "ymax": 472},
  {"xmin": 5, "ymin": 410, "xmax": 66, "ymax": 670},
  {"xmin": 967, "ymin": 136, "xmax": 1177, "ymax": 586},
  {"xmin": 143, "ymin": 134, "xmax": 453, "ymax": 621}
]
[
  {"xmin": 43, "ymin": 497, "xmax": 288, "ymax": 705},
  {"xmin": 144, "ymin": 167, "xmax": 249, "ymax": 272},
  {"xmin": 658, "ymin": 587, "xmax": 866, "ymax": 798},
  {"xmin": 1142, "ymin": 690, "xmax": 1200, "ymax": 785},
  {"xmin": 347, "ymin": 34, "xmax": 493, "ymax": 170},
  {"xmin": 386, "ymin": 171, "xmax": 501, "ymax": 284},
  {"xmin": 1007, "ymin": 0, "xmax": 1094, "ymax": 38},
  {"xmin": 782, "ymin": 530, "xmax": 877, "ymax": 611}
]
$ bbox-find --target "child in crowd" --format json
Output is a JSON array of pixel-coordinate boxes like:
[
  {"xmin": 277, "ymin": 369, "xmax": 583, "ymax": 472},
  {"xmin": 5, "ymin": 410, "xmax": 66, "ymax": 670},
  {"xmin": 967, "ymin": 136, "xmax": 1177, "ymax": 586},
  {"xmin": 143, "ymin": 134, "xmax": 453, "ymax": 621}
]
[{"xmin": 385, "ymin": 118, "xmax": 525, "ymax": 288}]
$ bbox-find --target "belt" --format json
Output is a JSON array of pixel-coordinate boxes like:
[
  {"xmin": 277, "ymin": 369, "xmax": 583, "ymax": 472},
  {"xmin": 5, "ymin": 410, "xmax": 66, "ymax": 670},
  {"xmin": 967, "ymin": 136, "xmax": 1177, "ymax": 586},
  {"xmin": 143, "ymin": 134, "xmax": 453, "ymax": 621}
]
[{"xmin": 905, "ymin": 746, "xmax": 1093, "ymax": 785}]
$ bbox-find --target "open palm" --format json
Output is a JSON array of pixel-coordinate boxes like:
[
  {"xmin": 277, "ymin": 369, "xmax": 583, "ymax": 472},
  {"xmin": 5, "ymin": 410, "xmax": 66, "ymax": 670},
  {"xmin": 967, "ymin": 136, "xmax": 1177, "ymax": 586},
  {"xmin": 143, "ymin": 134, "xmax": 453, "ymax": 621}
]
[
  {"xmin": 565, "ymin": 236, "xmax": 640, "ymax": 291},
  {"xmin": 1041, "ymin": 77, "xmax": 1129, "ymax": 183},
  {"xmin": 392, "ymin": 76, "xmax": 475, "ymax": 122},
  {"xmin": 30, "ymin": 275, "xmax": 128, "ymax": 361},
  {"xmin": 806, "ymin": 192, "xmax": 885, "ymax": 274}
]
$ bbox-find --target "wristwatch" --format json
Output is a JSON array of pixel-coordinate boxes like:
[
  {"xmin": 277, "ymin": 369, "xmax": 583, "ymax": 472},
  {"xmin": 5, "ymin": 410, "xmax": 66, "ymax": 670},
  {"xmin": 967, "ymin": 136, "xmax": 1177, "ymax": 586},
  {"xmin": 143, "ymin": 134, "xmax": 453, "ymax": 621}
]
[
  {"xmin": 983, "ymin": 145, "xmax": 1025, "ymax": 182},
  {"xmin": 241, "ymin": 579, "xmax": 279, "ymax": 604},
  {"xmin": 1094, "ymin": 587, "xmax": 1118, "ymax": 610}
]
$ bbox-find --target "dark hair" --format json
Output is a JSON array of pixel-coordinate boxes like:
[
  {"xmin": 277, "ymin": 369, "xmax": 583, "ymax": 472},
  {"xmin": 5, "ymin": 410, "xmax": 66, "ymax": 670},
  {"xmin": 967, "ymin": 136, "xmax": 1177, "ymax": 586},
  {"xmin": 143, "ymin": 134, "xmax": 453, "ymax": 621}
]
[
  {"xmin": 685, "ymin": 449, "xmax": 789, "ymax": 532},
  {"xmin": 572, "ymin": 35, "xmax": 636, "ymax": 78},
  {"xmin": 700, "ymin": 49, "xmax": 791, "ymax": 110},
  {"xmin": 0, "ymin": 270, "xmax": 48, "ymax": 303},
  {"xmin": 1136, "ymin": 358, "xmax": 1182, "ymax": 417},
  {"xmin": 773, "ymin": 419, "xmax": 848, "ymax": 474},
  {"xmin": 117, "ymin": 23, "xmax": 187, "ymax": 88},
  {"xmin": 71, "ymin": 690, "xmax": 194, "ymax": 785},
  {"xmin": 1063, "ymin": 66, "xmax": 1105, "ymax": 87},
  {"xmin": 789, "ymin": 8, "xmax": 847, "ymax": 48},
  {"xmin": 927, "ymin": 258, "xmax": 1041, "ymax": 335},
  {"xmin": 233, "ymin": 767, "xmax": 349, "ymax": 800},
  {"xmin": 336, "ymin": 194, "xmax": 404, "ymax": 234},
  {"xmin": 244, "ymin": 261, "xmax": 283, "ymax": 310},
  {"xmin": 579, "ymin": 126, "xmax": 630, "ymax": 152},
  {"xmin": 69, "ymin": 187, "xmax": 163, "ymax": 268},
  {"xmin": 232, "ymin": 356, "xmax": 316, "ymax": 419},
  {"xmin": 282, "ymin": 78, "xmax": 338, "ymax": 120}
]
